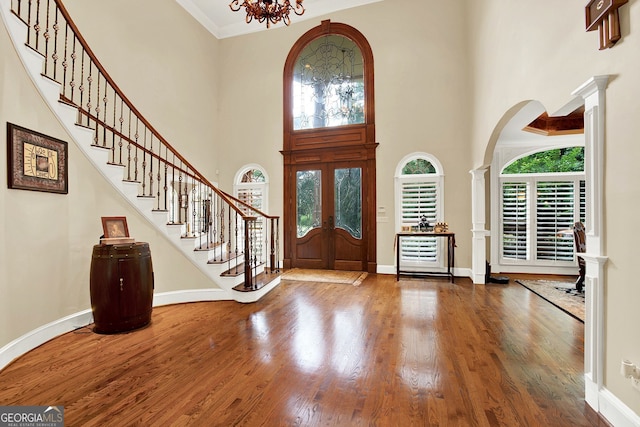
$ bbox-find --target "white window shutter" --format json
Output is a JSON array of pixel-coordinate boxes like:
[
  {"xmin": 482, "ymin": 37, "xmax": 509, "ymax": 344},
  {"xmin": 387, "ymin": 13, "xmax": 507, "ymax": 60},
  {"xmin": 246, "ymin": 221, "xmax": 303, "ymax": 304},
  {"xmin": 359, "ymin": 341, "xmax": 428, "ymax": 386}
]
[
  {"xmin": 502, "ymin": 182, "xmax": 528, "ymax": 260},
  {"xmin": 536, "ymin": 181, "xmax": 575, "ymax": 261},
  {"xmin": 236, "ymin": 185, "xmax": 265, "ymax": 260},
  {"xmin": 400, "ymin": 181, "xmax": 438, "ymax": 262},
  {"xmin": 237, "ymin": 187, "xmax": 263, "ymax": 212}
]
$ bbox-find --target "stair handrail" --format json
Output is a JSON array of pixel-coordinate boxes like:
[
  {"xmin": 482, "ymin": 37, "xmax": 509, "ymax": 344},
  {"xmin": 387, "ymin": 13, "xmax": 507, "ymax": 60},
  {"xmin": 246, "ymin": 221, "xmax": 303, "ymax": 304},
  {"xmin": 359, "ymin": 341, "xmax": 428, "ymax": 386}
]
[
  {"xmin": 221, "ymin": 190, "xmax": 279, "ymax": 220},
  {"xmin": 12, "ymin": 0, "xmax": 241, "ymax": 214},
  {"xmin": 9, "ymin": 0, "xmax": 280, "ymax": 289}
]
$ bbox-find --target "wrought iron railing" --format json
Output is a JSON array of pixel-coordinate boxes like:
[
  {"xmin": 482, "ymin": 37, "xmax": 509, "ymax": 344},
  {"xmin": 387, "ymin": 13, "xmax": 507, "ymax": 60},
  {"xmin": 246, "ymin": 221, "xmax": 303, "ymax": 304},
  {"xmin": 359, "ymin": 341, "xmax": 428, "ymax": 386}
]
[{"xmin": 9, "ymin": 0, "xmax": 280, "ymax": 289}]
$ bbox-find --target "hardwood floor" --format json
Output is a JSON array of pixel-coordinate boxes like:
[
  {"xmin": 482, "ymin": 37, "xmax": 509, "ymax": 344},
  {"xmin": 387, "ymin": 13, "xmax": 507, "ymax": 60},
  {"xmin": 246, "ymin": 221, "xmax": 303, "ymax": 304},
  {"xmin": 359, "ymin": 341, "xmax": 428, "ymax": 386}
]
[{"xmin": 0, "ymin": 274, "xmax": 597, "ymax": 426}]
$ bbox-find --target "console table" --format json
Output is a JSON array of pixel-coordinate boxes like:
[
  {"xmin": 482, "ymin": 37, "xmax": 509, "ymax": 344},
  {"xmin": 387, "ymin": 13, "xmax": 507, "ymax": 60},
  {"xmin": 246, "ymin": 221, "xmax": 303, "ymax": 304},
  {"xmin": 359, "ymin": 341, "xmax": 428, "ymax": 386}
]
[{"xmin": 395, "ymin": 232, "xmax": 456, "ymax": 282}]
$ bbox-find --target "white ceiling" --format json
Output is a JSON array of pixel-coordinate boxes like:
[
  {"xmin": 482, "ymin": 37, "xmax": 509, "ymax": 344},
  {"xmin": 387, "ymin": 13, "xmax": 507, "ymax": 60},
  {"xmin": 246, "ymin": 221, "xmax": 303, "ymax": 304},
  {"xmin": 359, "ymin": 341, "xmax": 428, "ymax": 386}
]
[{"xmin": 176, "ymin": 0, "xmax": 383, "ymax": 39}]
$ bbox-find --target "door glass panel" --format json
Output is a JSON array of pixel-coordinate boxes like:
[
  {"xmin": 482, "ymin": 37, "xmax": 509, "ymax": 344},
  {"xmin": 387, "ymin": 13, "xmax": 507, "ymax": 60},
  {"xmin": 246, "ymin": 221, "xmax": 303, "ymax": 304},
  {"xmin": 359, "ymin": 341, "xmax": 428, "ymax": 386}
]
[
  {"xmin": 334, "ymin": 168, "xmax": 362, "ymax": 239},
  {"xmin": 292, "ymin": 35, "xmax": 365, "ymax": 130},
  {"xmin": 296, "ymin": 170, "xmax": 322, "ymax": 238}
]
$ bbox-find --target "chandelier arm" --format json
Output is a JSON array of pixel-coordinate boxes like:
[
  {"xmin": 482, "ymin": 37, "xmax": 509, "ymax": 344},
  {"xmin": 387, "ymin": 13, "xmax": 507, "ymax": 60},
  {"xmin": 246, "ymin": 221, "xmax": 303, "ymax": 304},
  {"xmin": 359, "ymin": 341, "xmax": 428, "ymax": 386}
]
[{"xmin": 229, "ymin": 0, "xmax": 243, "ymax": 12}]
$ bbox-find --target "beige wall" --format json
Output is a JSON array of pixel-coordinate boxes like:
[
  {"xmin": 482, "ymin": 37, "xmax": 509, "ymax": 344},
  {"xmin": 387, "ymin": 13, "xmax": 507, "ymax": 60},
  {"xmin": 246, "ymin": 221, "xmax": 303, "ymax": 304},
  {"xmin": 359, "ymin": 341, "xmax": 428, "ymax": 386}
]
[
  {"xmin": 467, "ymin": 0, "xmax": 640, "ymax": 416},
  {"xmin": 62, "ymin": 0, "xmax": 220, "ymax": 177},
  {"xmin": 0, "ymin": 0, "xmax": 219, "ymax": 347}
]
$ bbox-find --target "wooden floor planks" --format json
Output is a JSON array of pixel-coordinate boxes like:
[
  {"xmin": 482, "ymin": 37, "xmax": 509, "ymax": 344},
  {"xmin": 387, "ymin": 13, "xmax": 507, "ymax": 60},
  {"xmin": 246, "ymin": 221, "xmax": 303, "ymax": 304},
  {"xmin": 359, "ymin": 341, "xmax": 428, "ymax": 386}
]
[{"xmin": 0, "ymin": 274, "xmax": 598, "ymax": 426}]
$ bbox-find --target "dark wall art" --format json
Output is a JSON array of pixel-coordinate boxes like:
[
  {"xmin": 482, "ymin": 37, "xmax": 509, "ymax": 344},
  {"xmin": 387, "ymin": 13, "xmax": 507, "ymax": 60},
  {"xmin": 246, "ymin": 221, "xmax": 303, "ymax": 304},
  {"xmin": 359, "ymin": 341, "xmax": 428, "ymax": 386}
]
[{"xmin": 6, "ymin": 122, "xmax": 68, "ymax": 194}]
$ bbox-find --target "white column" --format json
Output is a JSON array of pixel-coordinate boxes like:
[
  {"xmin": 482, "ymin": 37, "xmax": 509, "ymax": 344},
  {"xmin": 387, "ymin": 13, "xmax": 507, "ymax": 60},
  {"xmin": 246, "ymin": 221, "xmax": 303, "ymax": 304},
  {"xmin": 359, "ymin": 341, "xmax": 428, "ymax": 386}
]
[
  {"xmin": 582, "ymin": 254, "xmax": 607, "ymax": 409},
  {"xmin": 571, "ymin": 75, "xmax": 609, "ymax": 411},
  {"xmin": 470, "ymin": 168, "xmax": 490, "ymax": 284}
]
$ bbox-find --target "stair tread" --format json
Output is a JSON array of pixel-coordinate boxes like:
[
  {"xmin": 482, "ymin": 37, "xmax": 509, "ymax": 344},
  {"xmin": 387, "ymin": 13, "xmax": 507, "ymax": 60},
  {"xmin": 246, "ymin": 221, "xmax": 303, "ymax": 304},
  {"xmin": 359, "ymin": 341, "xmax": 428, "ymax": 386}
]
[
  {"xmin": 194, "ymin": 241, "xmax": 224, "ymax": 251},
  {"xmin": 220, "ymin": 262, "xmax": 245, "ymax": 277},
  {"xmin": 221, "ymin": 261, "xmax": 266, "ymax": 277},
  {"xmin": 233, "ymin": 270, "xmax": 281, "ymax": 292},
  {"xmin": 208, "ymin": 253, "xmax": 241, "ymax": 265}
]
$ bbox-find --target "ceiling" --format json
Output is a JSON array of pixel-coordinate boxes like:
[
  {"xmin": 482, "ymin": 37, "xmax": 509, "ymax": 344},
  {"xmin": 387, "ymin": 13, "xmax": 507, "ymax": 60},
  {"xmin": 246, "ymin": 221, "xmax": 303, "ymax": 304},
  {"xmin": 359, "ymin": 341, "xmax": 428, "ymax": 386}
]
[
  {"xmin": 176, "ymin": 0, "xmax": 383, "ymax": 39},
  {"xmin": 523, "ymin": 106, "xmax": 585, "ymax": 136}
]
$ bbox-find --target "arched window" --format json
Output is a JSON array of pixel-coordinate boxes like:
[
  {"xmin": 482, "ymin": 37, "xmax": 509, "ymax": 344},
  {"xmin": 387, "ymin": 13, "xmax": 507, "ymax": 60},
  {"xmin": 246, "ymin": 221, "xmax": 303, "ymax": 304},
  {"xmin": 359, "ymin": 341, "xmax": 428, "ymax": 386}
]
[
  {"xmin": 234, "ymin": 165, "xmax": 269, "ymax": 261},
  {"xmin": 292, "ymin": 34, "xmax": 364, "ymax": 130},
  {"xmin": 234, "ymin": 165, "xmax": 268, "ymax": 214},
  {"xmin": 395, "ymin": 153, "xmax": 444, "ymax": 268},
  {"xmin": 499, "ymin": 147, "xmax": 585, "ymax": 265}
]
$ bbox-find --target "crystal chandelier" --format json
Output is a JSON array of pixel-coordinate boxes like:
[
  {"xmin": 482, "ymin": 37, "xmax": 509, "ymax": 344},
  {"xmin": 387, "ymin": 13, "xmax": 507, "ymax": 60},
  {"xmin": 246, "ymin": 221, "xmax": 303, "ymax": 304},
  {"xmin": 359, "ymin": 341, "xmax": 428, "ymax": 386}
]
[{"xmin": 229, "ymin": 0, "xmax": 305, "ymax": 28}]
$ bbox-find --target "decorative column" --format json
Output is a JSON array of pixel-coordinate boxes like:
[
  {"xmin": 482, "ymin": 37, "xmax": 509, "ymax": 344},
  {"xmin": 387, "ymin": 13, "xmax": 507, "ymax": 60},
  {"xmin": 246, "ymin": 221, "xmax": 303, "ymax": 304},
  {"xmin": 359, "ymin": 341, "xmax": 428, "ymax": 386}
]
[
  {"xmin": 571, "ymin": 75, "xmax": 609, "ymax": 411},
  {"xmin": 470, "ymin": 168, "xmax": 490, "ymax": 284}
]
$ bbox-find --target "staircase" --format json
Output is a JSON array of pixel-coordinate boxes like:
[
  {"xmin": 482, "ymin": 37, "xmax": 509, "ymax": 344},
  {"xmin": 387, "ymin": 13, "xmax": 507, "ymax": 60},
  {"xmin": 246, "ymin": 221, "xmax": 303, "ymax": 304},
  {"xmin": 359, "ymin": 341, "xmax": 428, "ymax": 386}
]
[{"xmin": 1, "ymin": 0, "xmax": 281, "ymax": 303}]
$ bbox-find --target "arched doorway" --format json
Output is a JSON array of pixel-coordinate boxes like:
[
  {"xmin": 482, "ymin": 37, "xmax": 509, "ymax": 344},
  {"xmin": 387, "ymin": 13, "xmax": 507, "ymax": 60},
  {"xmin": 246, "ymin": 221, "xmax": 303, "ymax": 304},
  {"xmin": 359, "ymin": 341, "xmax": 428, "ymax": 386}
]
[
  {"xmin": 472, "ymin": 76, "xmax": 609, "ymax": 410},
  {"xmin": 282, "ymin": 20, "xmax": 377, "ymax": 272}
]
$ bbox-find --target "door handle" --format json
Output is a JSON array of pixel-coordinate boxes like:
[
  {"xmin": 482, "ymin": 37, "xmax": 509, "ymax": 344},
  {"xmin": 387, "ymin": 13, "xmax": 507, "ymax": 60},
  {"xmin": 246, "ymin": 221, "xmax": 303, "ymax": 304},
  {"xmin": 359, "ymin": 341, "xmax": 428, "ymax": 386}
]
[{"xmin": 329, "ymin": 215, "xmax": 334, "ymax": 230}]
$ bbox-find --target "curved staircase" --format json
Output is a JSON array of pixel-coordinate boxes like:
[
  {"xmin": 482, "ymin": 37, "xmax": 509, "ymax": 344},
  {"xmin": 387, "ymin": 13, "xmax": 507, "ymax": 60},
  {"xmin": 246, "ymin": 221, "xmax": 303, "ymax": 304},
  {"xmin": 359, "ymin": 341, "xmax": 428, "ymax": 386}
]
[{"xmin": 1, "ymin": 0, "xmax": 281, "ymax": 304}]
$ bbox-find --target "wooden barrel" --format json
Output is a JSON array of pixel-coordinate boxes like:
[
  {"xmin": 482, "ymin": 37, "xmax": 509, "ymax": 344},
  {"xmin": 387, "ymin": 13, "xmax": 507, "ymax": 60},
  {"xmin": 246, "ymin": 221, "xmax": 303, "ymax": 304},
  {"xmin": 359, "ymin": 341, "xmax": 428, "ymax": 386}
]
[{"xmin": 90, "ymin": 242, "xmax": 154, "ymax": 334}]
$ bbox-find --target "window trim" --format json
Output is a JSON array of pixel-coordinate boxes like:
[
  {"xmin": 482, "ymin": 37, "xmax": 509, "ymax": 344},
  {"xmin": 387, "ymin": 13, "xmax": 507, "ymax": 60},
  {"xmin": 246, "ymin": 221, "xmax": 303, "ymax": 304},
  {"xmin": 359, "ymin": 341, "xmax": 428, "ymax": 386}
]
[
  {"xmin": 499, "ymin": 174, "xmax": 584, "ymax": 268},
  {"xmin": 394, "ymin": 152, "xmax": 445, "ymax": 270},
  {"xmin": 491, "ymin": 139, "xmax": 586, "ymax": 275}
]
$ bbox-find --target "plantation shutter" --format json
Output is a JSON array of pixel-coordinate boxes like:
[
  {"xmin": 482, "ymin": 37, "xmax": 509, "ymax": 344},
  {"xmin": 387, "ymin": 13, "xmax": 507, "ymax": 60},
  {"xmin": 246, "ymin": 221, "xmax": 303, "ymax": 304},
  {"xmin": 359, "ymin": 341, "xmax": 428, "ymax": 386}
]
[
  {"xmin": 502, "ymin": 182, "xmax": 528, "ymax": 260},
  {"xmin": 400, "ymin": 181, "xmax": 437, "ymax": 262},
  {"xmin": 237, "ymin": 187, "xmax": 263, "ymax": 212},
  {"xmin": 498, "ymin": 147, "xmax": 585, "ymax": 268},
  {"xmin": 536, "ymin": 181, "xmax": 575, "ymax": 261},
  {"xmin": 237, "ymin": 186, "xmax": 264, "ymax": 259},
  {"xmin": 579, "ymin": 180, "xmax": 586, "ymax": 223}
]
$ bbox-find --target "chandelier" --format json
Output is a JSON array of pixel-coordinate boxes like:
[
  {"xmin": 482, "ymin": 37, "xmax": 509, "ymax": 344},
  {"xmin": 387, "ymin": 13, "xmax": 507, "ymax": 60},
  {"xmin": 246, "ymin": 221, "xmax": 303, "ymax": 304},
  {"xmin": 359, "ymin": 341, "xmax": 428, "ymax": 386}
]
[{"xmin": 229, "ymin": 0, "xmax": 305, "ymax": 28}]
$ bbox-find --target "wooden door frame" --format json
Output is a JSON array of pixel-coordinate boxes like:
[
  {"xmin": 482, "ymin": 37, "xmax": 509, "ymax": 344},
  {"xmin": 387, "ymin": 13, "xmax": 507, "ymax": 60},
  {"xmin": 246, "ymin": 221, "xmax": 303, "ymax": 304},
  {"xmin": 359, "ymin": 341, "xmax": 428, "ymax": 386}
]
[
  {"xmin": 284, "ymin": 151, "xmax": 376, "ymax": 272},
  {"xmin": 282, "ymin": 20, "xmax": 377, "ymax": 272}
]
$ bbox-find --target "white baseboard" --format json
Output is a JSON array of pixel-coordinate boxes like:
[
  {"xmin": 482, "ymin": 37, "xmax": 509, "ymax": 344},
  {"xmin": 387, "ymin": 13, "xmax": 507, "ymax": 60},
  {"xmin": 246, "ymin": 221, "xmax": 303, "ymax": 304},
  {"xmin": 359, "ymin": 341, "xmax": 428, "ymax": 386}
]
[
  {"xmin": 0, "ymin": 289, "xmax": 232, "ymax": 371},
  {"xmin": 0, "ymin": 309, "xmax": 94, "ymax": 371},
  {"xmin": 152, "ymin": 288, "xmax": 231, "ymax": 306},
  {"xmin": 599, "ymin": 387, "xmax": 640, "ymax": 427}
]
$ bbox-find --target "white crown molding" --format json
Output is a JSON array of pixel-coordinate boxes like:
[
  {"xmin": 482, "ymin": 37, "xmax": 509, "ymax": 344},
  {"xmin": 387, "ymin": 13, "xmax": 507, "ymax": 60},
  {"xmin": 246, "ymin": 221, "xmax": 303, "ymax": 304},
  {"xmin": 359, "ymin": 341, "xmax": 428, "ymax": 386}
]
[{"xmin": 177, "ymin": 0, "xmax": 384, "ymax": 39}]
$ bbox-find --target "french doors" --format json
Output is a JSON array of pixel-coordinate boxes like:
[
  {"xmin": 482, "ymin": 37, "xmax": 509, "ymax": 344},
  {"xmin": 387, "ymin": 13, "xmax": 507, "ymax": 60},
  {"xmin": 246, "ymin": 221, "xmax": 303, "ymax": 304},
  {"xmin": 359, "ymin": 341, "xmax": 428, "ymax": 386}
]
[{"xmin": 291, "ymin": 161, "xmax": 365, "ymax": 271}]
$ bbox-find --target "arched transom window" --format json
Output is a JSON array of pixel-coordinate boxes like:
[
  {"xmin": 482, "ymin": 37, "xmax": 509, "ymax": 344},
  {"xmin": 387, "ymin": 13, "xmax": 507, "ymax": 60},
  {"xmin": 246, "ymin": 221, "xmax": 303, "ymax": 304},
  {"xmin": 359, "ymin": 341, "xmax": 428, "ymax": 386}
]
[{"xmin": 292, "ymin": 34, "xmax": 364, "ymax": 130}]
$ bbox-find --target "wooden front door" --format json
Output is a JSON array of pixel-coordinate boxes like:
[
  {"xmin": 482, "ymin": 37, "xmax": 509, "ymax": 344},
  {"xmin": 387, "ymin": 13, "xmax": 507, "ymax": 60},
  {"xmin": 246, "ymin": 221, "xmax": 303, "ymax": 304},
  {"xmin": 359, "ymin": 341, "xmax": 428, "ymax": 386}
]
[
  {"xmin": 291, "ymin": 161, "xmax": 366, "ymax": 271},
  {"xmin": 282, "ymin": 20, "xmax": 377, "ymax": 272}
]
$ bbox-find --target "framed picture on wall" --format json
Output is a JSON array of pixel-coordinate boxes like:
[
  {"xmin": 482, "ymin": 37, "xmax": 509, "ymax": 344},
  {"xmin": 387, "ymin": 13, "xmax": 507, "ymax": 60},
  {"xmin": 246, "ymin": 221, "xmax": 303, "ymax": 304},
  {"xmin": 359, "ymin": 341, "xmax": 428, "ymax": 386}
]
[{"xmin": 6, "ymin": 122, "xmax": 69, "ymax": 194}]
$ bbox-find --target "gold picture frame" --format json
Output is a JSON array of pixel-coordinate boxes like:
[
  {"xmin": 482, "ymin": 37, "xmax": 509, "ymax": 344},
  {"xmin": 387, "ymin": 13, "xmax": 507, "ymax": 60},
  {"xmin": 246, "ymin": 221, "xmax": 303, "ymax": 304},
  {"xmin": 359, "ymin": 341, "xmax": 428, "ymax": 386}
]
[
  {"xmin": 434, "ymin": 222, "xmax": 449, "ymax": 233},
  {"xmin": 101, "ymin": 216, "xmax": 130, "ymax": 238},
  {"xmin": 6, "ymin": 122, "xmax": 68, "ymax": 194}
]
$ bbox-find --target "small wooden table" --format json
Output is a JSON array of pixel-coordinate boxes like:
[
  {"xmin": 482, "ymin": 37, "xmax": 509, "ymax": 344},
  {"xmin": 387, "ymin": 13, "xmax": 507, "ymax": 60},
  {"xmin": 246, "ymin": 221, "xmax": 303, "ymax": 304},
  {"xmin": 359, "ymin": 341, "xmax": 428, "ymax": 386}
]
[
  {"xmin": 395, "ymin": 232, "xmax": 456, "ymax": 282},
  {"xmin": 90, "ymin": 242, "xmax": 154, "ymax": 333}
]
